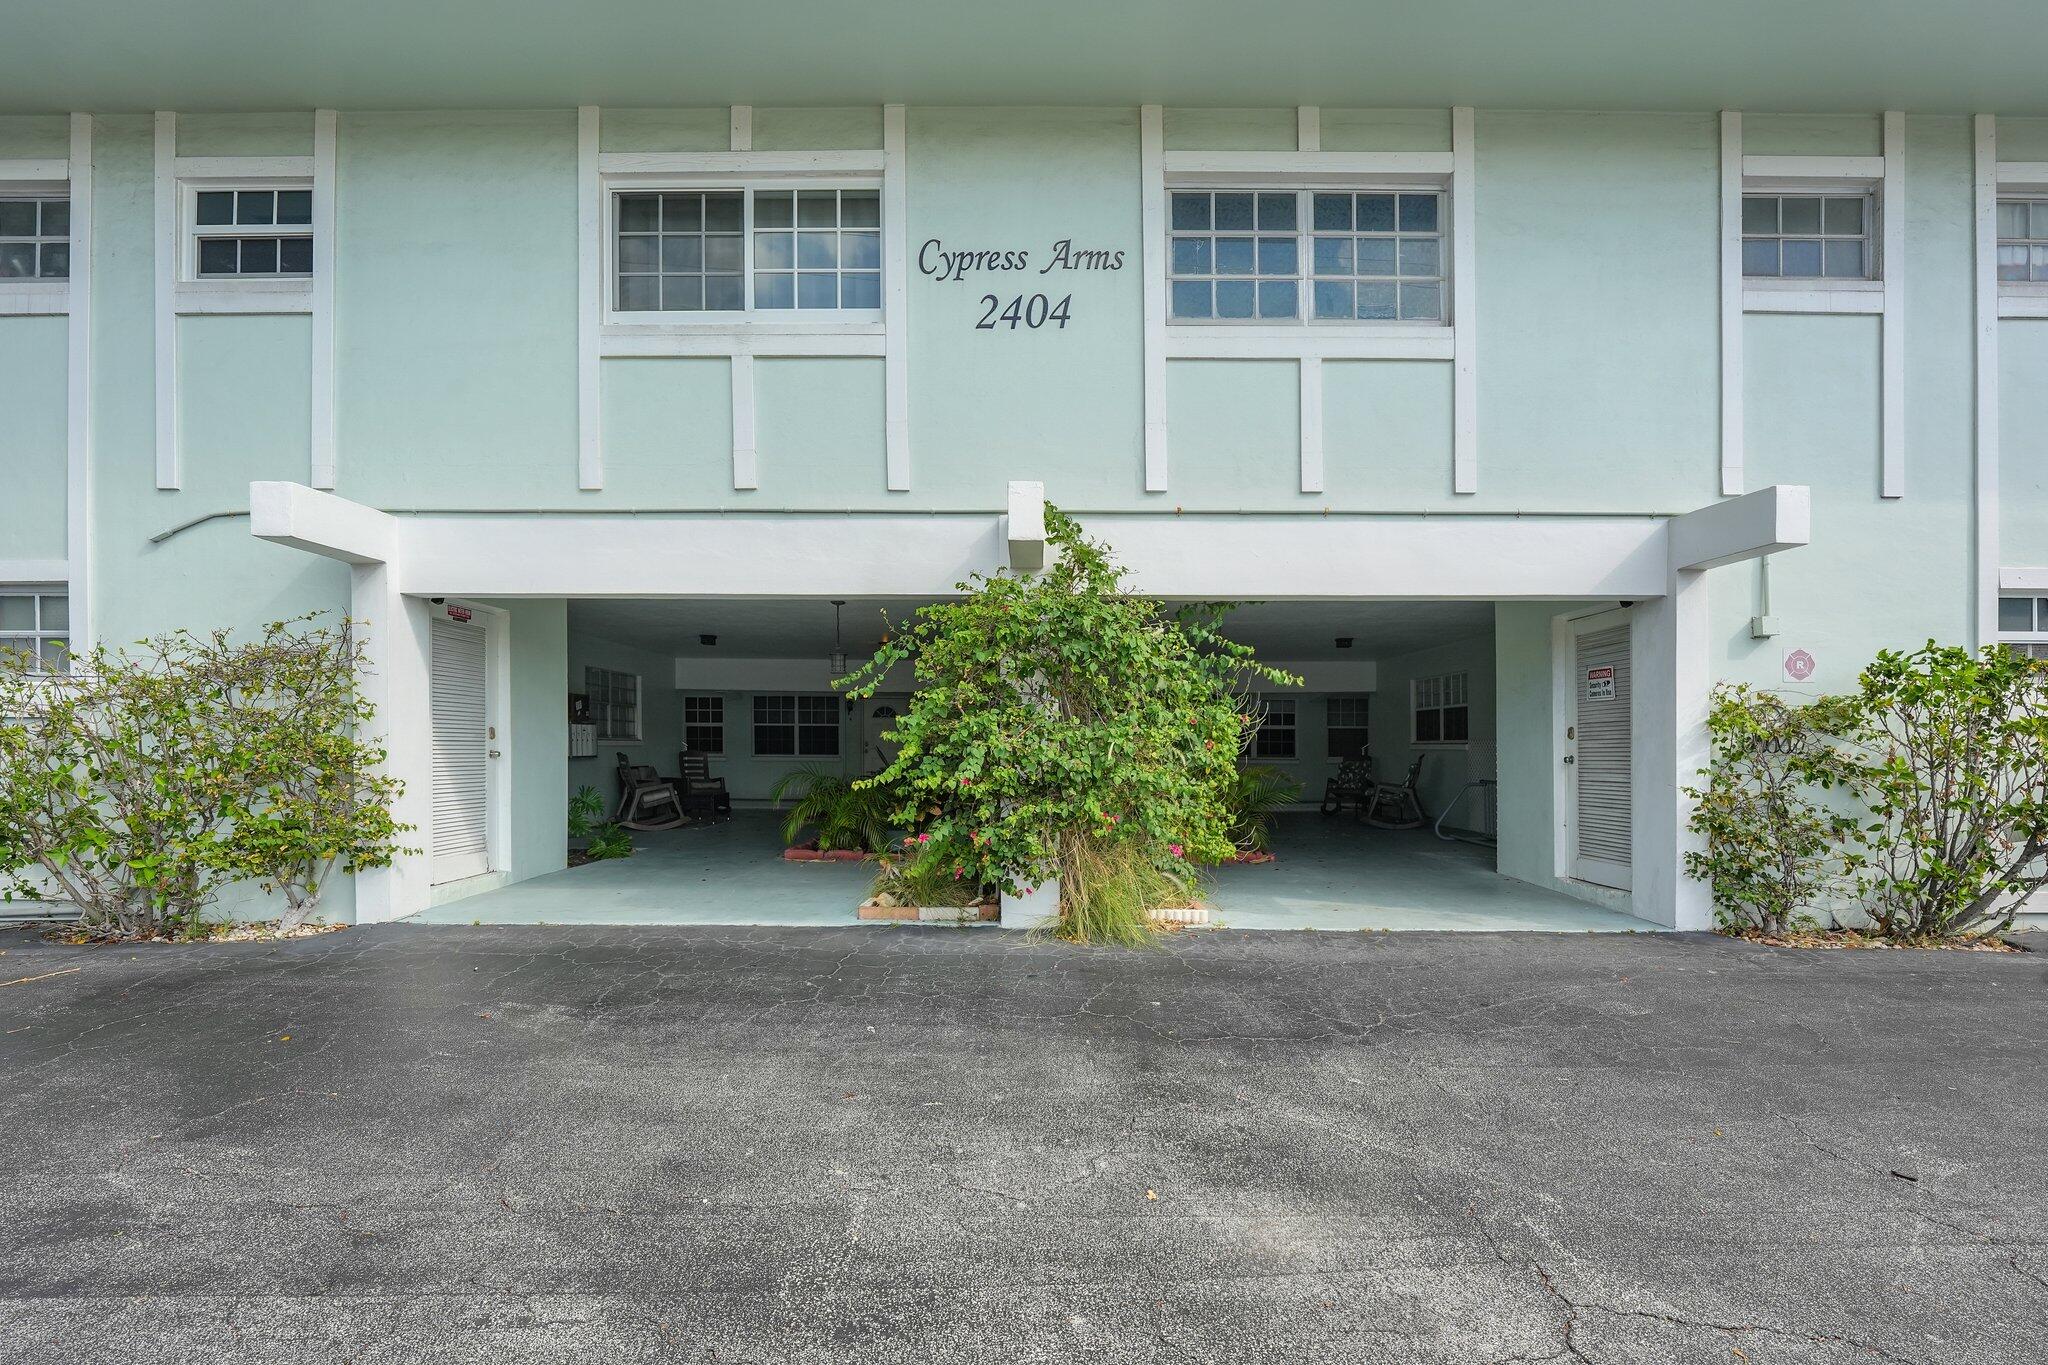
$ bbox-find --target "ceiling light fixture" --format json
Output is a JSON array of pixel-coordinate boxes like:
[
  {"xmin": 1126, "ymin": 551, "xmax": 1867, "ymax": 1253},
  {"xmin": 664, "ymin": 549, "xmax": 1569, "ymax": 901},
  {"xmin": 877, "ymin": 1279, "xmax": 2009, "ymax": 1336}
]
[
  {"xmin": 700, "ymin": 634, "xmax": 717, "ymax": 647},
  {"xmin": 1335, "ymin": 637, "xmax": 1353, "ymax": 649},
  {"xmin": 829, "ymin": 600, "xmax": 848, "ymax": 675}
]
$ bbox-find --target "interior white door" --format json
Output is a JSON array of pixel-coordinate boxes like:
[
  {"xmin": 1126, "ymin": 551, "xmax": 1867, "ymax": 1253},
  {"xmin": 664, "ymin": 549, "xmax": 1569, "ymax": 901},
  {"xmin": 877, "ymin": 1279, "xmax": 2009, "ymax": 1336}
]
[
  {"xmin": 431, "ymin": 614, "xmax": 492, "ymax": 884},
  {"xmin": 1570, "ymin": 622, "xmax": 1633, "ymax": 890}
]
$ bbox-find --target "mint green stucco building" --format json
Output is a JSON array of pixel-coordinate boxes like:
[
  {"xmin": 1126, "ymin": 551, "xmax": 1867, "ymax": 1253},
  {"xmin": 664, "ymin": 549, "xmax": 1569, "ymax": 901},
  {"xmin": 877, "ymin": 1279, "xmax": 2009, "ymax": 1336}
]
[{"xmin": 3, "ymin": 2, "xmax": 2044, "ymax": 928}]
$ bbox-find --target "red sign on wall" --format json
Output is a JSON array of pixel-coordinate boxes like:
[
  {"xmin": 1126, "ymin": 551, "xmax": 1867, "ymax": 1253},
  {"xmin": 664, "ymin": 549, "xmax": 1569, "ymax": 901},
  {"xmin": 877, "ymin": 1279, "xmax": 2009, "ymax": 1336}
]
[{"xmin": 445, "ymin": 605, "xmax": 472, "ymax": 623}]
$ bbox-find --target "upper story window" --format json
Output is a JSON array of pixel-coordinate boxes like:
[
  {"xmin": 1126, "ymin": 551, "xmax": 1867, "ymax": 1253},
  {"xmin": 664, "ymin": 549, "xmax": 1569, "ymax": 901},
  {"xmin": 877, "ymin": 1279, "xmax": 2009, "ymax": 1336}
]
[
  {"xmin": 1741, "ymin": 192, "xmax": 1873, "ymax": 281},
  {"xmin": 0, "ymin": 196, "xmax": 68, "ymax": 280},
  {"xmin": 1169, "ymin": 188, "xmax": 1445, "ymax": 324},
  {"xmin": 1999, "ymin": 595, "xmax": 2048, "ymax": 660},
  {"xmin": 0, "ymin": 589, "xmax": 69, "ymax": 674},
  {"xmin": 612, "ymin": 186, "xmax": 881, "ymax": 318},
  {"xmin": 188, "ymin": 186, "xmax": 313, "ymax": 279},
  {"xmin": 1997, "ymin": 199, "xmax": 2048, "ymax": 285}
]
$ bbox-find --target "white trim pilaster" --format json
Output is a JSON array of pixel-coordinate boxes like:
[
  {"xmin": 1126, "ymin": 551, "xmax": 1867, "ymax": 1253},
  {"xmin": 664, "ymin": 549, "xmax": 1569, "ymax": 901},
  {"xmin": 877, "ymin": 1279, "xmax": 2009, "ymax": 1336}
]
[
  {"xmin": 883, "ymin": 103, "xmax": 910, "ymax": 492},
  {"xmin": 153, "ymin": 111, "xmax": 178, "ymax": 490},
  {"xmin": 310, "ymin": 109, "xmax": 338, "ymax": 489},
  {"xmin": 730, "ymin": 353, "xmax": 758, "ymax": 490},
  {"xmin": 1881, "ymin": 110, "xmax": 1906, "ymax": 499},
  {"xmin": 65, "ymin": 114, "xmax": 93, "ymax": 652},
  {"xmin": 1451, "ymin": 106, "xmax": 1477, "ymax": 494},
  {"xmin": 1719, "ymin": 111, "xmax": 1744, "ymax": 497},
  {"xmin": 576, "ymin": 105, "xmax": 602, "ymax": 490},
  {"xmin": 1140, "ymin": 104, "xmax": 1168, "ymax": 493},
  {"xmin": 1295, "ymin": 106, "xmax": 1320, "ymax": 153},
  {"xmin": 728, "ymin": 105, "xmax": 753, "ymax": 153},
  {"xmin": 1974, "ymin": 114, "xmax": 2000, "ymax": 649}
]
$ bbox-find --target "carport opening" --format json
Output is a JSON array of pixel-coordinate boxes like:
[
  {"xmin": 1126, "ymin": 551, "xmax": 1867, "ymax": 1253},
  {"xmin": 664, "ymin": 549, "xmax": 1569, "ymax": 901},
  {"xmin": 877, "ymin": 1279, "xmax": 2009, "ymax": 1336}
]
[{"xmin": 420, "ymin": 595, "xmax": 1645, "ymax": 929}]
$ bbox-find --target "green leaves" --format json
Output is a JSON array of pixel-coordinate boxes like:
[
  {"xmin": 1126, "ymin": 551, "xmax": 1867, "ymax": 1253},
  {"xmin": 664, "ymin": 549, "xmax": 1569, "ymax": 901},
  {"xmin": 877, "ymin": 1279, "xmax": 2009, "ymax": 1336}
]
[
  {"xmin": 838, "ymin": 507, "xmax": 1297, "ymax": 941},
  {"xmin": 0, "ymin": 614, "xmax": 410, "ymax": 938}
]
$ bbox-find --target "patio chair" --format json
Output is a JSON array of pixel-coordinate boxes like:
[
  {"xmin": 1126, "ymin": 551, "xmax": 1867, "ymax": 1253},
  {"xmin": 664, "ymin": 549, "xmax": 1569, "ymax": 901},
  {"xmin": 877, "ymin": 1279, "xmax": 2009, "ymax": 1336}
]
[
  {"xmin": 1319, "ymin": 754, "xmax": 1375, "ymax": 817},
  {"xmin": 675, "ymin": 750, "xmax": 732, "ymax": 820},
  {"xmin": 614, "ymin": 753, "xmax": 686, "ymax": 831},
  {"xmin": 1362, "ymin": 755, "xmax": 1427, "ymax": 830}
]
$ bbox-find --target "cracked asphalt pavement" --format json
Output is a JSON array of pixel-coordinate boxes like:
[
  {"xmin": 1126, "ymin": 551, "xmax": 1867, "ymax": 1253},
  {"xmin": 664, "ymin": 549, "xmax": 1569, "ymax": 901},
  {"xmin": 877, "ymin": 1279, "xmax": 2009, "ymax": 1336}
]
[{"xmin": 1, "ymin": 923, "xmax": 2044, "ymax": 1363}]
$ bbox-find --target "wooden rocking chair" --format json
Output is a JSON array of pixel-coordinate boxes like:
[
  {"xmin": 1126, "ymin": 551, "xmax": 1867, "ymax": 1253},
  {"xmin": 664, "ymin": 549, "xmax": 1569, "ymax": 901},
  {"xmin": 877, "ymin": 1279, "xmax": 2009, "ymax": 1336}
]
[
  {"xmin": 1362, "ymin": 755, "xmax": 1428, "ymax": 830},
  {"xmin": 614, "ymin": 753, "xmax": 686, "ymax": 831},
  {"xmin": 1320, "ymin": 754, "xmax": 1375, "ymax": 817},
  {"xmin": 675, "ymin": 750, "xmax": 732, "ymax": 820}
]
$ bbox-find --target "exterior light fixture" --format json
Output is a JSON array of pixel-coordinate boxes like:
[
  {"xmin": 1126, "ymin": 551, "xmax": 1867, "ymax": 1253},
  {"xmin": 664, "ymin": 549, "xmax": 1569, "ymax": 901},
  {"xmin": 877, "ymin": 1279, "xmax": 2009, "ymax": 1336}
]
[
  {"xmin": 700, "ymin": 634, "xmax": 717, "ymax": 647},
  {"xmin": 829, "ymin": 600, "xmax": 848, "ymax": 675},
  {"xmin": 1335, "ymin": 637, "xmax": 1353, "ymax": 649}
]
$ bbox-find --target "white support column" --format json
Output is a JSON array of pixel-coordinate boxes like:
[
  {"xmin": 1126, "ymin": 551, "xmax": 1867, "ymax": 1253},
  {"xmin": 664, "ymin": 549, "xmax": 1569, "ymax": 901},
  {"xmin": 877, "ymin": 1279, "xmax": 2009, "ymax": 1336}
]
[
  {"xmin": 310, "ymin": 108, "xmax": 338, "ymax": 489},
  {"xmin": 1140, "ymin": 104, "xmax": 1168, "ymax": 493},
  {"xmin": 1298, "ymin": 358, "xmax": 1324, "ymax": 494},
  {"xmin": 1450, "ymin": 106, "xmax": 1478, "ymax": 494},
  {"xmin": 1631, "ymin": 569, "xmax": 1714, "ymax": 931},
  {"xmin": 883, "ymin": 103, "xmax": 910, "ymax": 491},
  {"xmin": 1974, "ymin": 114, "xmax": 2000, "ymax": 649},
  {"xmin": 65, "ymin": 113, "xmax": 93, "ymax": 652},
  {"xmin": 1881, "ymin": 110, "xmax": 1906, "ymax": 500},
  {"xmin": 1719, "ymin": 111, "xmax": 1744, "ymax": 497},
  {"xmin": 730, "ymin": 353, "xmax": 758, "ymax": 490},
  {"xmin": 728, "ymin": 105, "xmax": 753, "ymax": 153},
  {"xmin": 350, "ymin": 563, "xmax": 433, "ymax": 923},
  {"xmin": 153, "ymin": 111, "xmax": 178, "ymax": 490},
  {"xmin": 576, "ymin": 105, "xmax": 602, "ymax": 491}
]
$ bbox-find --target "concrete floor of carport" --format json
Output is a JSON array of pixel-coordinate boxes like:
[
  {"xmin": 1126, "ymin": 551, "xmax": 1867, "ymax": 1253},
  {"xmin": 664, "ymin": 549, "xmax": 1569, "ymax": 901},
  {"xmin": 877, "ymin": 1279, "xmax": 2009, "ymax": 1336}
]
[{"xmin": 412, "ymin": 810, "xmax": 1651, "ymax": 931}]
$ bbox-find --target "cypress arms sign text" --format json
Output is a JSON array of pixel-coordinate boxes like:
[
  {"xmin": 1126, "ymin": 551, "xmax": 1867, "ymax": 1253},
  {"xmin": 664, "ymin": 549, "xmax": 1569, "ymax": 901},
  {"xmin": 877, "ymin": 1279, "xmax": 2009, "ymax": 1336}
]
[{"xmin": 918, "ymin": 237, "xmax": 1126, "ymax": 331}]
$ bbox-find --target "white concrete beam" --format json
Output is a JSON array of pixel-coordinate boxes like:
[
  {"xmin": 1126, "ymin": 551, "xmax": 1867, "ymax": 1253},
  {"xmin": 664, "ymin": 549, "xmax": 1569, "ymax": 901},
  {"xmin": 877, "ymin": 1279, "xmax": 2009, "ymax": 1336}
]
[
  {"xmin": 1006, "ymin": 480, "xmax": 1046, "ymax": 571},
  {"xmin": 1667, "ymin": 484, "xmax": 1811, "ymax": 573},
  {"xmin": 249, "ymin": 481, "xmax": 401, "ymax": 566}
]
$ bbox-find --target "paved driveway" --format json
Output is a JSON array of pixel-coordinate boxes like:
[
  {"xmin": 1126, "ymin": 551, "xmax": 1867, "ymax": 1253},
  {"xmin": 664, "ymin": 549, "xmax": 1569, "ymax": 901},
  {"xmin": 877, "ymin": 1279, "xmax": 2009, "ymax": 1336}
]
[{"xmin": 1, "ymin": 925, "xmax": 2044, "ymax": 1363}]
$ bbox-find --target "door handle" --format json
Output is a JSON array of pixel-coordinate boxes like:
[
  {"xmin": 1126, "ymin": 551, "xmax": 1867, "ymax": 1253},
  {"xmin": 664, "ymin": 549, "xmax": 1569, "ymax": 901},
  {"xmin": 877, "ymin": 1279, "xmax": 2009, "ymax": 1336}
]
[
  {"xmin": 1562, "ymin": 755, "xmax": 1575, "ymax": 765},
  {"xmin": 488, "ymin": 749, "xmax": 503, "ymax": 758}
]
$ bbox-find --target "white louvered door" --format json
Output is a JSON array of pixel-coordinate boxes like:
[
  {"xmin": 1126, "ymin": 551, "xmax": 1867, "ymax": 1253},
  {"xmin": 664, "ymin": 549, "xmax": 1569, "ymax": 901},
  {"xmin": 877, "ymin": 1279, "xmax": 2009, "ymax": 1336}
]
[
  {"xmin": 431, "ymin": 615, "xmax": 492, "ymax": 884},
  {"xmin": 1571, "ymin": 623, "xmax": 1632, "ymax": 890}
]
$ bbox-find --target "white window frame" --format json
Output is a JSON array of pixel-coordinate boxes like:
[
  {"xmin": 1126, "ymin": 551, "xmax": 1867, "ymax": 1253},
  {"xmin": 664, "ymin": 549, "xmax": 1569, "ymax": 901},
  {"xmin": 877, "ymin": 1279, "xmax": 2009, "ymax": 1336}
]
[
  {"xmin": 1411, "ymin": 671, "xmax": 1471, "ymax": 749},
  {"xmin": 1738, "ymin": 186, "xmax": 1879, "ymax": 288},
  {"xmin": 1165, "ymin": 184, "xmax": 1449, "ymax": 332},
  {"xmin": 683, "ymin": 694, "xmax": 725, "ymax": 755},
  {"xmin": 1735, "ymin": 155, "xmax": 1894, "ymax": 317},
  {"xmin": 0, "ymin": 175, "xmax": 68, "ymax": 316},
  {"xmin": 752, "ymin": 693, "xmax": 841, "ymax": 758},
  {"xmin": 1995, "ymin": 168, "xmax": 2048, "ymax": 317},
  {"xmin": 585, "ymin": 666, "xmax": 642, "ymax": 743},
  {"xmin": 1997, "ymin": 594, "xmax": 2048, "ymax": 659},
  {"xmin": 175, "ymin": 176, "xmax": 315, "ymax": 305},
  {"xmin": 1253, "ymin": 695, "xmax": 1298, "ymax": 760},
  {"xmin": 602, "ymin": 178, "xmax": 885, "ymax": 332},
  {"xmin": 0, "ymin": 585, "xmax": 71, "ymax": 674}
]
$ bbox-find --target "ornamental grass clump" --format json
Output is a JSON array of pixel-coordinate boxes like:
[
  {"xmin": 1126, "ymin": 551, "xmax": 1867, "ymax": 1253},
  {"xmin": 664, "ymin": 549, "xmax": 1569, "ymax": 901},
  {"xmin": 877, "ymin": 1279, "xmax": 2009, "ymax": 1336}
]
[{"xmin": 840, "ymin": 507, "xmax": 1297, "ymax": 945}]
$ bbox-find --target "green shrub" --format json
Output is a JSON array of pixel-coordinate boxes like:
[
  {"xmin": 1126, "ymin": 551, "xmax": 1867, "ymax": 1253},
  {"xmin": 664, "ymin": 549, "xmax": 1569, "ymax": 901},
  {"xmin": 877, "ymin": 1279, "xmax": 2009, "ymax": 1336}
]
[
  {"xmin": 567, "ymin": 785, "xmax": 632, "ymax": 860},
  {"xmin": 0, "ymin": 615, "xmax": 409, "ymax": 938},
  {"xmin": 1684, "ymin": 684, "xmax": 1861, "ymax": 935},
  {"xmin": 771, "ymin": 765, "xmax": 895, "ymax": 854},
  {"xmin": 584, "ymin": 823, "xmax": 634, "ymax": 861},
  {"xmin": 1226, "ymin": 764, "xmax": 1301, "ymax": 854},
  {"xmin": 840, "ymin": 507, "xmax": 1295, "ymax": 943},
  {"xmin": 1840, "ymin": 643, "xmax": 2048, "ymax": 940}
]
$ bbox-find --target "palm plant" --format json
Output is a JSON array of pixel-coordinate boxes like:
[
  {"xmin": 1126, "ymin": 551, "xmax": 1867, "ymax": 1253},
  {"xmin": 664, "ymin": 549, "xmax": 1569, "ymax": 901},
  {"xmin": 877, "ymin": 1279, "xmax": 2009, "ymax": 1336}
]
[
  {"xmin": 1226, "ymin": 764, "xmax": 1301, "ymax": 854},
  {"xmin": 770, "ymin": 766, "xmax": 897, "ymax": 854}
]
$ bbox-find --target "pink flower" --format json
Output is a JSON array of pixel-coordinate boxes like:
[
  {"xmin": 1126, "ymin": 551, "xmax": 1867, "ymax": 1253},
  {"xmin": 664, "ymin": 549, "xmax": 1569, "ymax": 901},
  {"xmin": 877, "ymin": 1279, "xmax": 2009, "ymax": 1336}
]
[
  {"xmin": 1169, "ymin": 844, "xmax": 1184, "ymax": 858},
  {"xmin": 1106, "ymin": 814, "xmax": 1118, "ymax": 824},
  {"xmin": 916, "ymin": 832, "xmax": 931, "ymax": 843},
  {"xmin": 902, "ymin": 837, "xmax": 917, "ymax": 848}
]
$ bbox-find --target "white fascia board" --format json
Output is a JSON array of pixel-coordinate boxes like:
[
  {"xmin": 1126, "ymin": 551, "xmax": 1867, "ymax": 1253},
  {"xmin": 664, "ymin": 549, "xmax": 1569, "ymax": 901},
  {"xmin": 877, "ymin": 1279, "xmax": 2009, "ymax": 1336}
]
[
  {"xmin": 1093, "ymin": 516, "xmax": 1672, "ymax": 600},
  {"xmin": 397, "ymin": 515, "xmax": 1009, "ymax": 598},
  {"xmin": 2002, "ymin": 567, "xmax": 2048, "ymax": 592},
  {"xmin": 249, "ymin": 481, "xmax": 400, "ymax": 566},
  {"xmin": 1006, "ymin": 480, "xmax": 1046, "ymax": 570},
  {"xmin": 1741, "ymin": 154, "xmax": 1883, "ymax": 181},
  {"xmin": 597, "ymin": 150, "xmax": 885, "ymax": 176},
  {"xmin": 1667, "ymin": 484, "xmax": 1811, "ymax": 573}
]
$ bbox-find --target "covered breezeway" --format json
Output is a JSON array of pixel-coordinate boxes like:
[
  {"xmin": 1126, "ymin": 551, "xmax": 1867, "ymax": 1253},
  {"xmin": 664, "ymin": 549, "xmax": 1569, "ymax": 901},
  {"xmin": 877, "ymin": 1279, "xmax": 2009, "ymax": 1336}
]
[{"xmin": 247, "ymin": 478, "xmax": 1811, "ymax": 932}]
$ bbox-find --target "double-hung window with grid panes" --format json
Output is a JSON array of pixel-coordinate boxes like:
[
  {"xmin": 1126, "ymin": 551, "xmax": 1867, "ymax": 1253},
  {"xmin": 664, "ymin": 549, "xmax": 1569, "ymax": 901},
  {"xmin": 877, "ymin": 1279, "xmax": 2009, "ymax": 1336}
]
[
  {"xmin": 190, "ymin": 186, "xmax": 313, "ymax": 279},
  {"xmin": 1740, "ymin": 192, "xmax": 1874, "ymax": 281},
  {"xmin": 0, "ymin": 589, "xmax": 68, "ymax": 674},
  {"xmin": 683, "ymin": 695, "xmax": 725, "ymax": 755},
  {"xmin": 1997, "ymin": 199, "xmax": 2048, "ymax": 286},
  {"xmin": 612, "ymin": 186, "xmax": 881, "ymax": 317},
  {"xmin": 0, "ymin": 196, "xmax": 68, "ymax": 281},
  {"xmin": 1168, "ymin": 188, "xmax": 1446, "ymax": 324},
  {"xmin": 1254, "ymin": 696, "xmax": 1298, "ymax": 759},
  {"xmin": 586, "ymin": 667, "xmax": 641, "ymax": 742},
  {"xmin": 1326, "ymin": 696, "xmax": 1370, "ymax": 760},
  {"xmin": 753, "ymin": 694, "xmax": 840, "ymax": 757},
  {"xmin": 1998, "ymin": 595, "xmax": 2048, "ymax": 660},
  {"xmin": 1413, "ymin": 672, "xmax": 1470, "ymax": 745}
]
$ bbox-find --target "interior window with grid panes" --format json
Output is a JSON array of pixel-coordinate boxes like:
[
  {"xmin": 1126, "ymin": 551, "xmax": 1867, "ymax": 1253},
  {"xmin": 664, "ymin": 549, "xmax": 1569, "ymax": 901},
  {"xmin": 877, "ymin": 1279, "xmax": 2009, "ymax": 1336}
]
[
  {"xmin": 1413, "ymin": 672, "xmax": 1469, "ymax": 744},
  {"xmin": 1997, "ymin": 200, "xmax": 2048, "ymax": 283},
  {"xmin": 1168, "ymin": 188, "xmax": 1444, "ymax": 323},
  {"xmin": 1741, "ymin": 193, "xmax": 1871, "ymax": 279},
  {"xmin": 1254, "ymin": 696, "xmax": 1297, "ymax": 759},
  {"xmin": 683, "ymin": 695, "xmax": 725, "ymax": 754},
  {"xmin": 752, "ymin": 189, "xmax": 880, "ymax": 310},
  {"xmin": 0, "ymin": 590, "xmax": 68, "ymax": 673},
  {"xmin": 0, "ymin": 197, "xmax": 68, "ymax": 280},
  {"xmin": 194, "ymin": 188, "xmax": 312, "ymax": 277}
]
